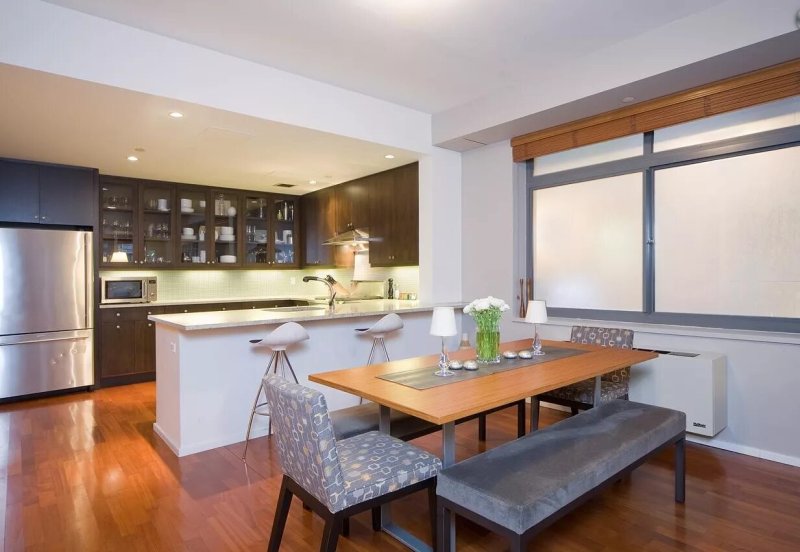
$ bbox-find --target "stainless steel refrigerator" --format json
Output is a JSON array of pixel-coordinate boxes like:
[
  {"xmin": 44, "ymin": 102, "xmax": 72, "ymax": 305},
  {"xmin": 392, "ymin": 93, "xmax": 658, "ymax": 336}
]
[{"xmin": 0, "ymin": 227, "xmax": 94, "ymax": 399}]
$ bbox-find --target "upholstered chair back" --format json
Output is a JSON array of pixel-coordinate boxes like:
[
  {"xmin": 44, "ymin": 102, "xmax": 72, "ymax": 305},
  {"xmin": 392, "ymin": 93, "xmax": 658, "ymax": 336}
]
[
  {"xmin": 570, "ymin": 326, "xmax": 635, "ymax": 383},
  {"xmin": 263, "ymin": 374, "xmax": 346, "ymax": 511}
]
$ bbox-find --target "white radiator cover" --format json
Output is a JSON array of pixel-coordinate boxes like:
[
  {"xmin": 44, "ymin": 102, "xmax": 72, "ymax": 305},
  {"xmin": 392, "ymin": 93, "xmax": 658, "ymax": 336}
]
[{"xmin": 629, "ymin": 351, "xmax": 727, "ymax": 437}]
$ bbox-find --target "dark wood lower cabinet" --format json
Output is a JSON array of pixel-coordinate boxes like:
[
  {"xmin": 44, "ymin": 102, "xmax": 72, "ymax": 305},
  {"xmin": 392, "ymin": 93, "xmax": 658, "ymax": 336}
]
[
  {"xmin": 97, "ymin": 300, "xmax": 307, "ymax": 387},
  {"xmin": 134, "ymin": 320, "xmax": 157, "ymax": 375},
  {"xmin": 99, "ymin": 321, "xmax": 137, "ymax": 378}
]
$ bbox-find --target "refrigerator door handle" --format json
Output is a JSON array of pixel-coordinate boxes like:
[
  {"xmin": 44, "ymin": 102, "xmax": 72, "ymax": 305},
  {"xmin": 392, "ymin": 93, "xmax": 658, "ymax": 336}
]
[
  {"xmin": 0, "ymin": 329, "xmax": 92, "ymax": 347},
  {"xmin": 85, "ymin": 231, "xmax": 94, "ymax": 329}
]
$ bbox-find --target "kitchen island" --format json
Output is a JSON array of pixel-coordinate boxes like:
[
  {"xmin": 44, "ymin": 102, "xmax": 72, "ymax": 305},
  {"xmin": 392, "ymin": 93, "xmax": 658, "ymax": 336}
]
[{"xmin": 149, "ymin": 300, "xmax": 464, "ymax": 456}]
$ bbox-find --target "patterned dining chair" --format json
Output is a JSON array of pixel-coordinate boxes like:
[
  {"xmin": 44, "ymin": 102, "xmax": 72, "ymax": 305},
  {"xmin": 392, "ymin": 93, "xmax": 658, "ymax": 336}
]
[
  {"xmin": 263, "ymin": 374, "xmax": 441, "ymax": 552},
  {"xmin": 533, "ymin": 326, "xmax": 635, "ymax": 428}
]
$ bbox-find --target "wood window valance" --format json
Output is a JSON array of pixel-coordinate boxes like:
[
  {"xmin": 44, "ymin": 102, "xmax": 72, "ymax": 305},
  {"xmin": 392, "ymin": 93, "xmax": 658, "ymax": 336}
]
[{"xmin": 511, "ymin": 58, "xmax": 800, "ymax": 162}]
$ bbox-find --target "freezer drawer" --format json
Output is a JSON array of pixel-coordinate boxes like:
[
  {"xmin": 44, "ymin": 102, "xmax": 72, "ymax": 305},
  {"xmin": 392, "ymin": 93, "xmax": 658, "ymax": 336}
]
[{"xmin": 0, "ymin": 330, "xmax": 93, "ymax": 399}]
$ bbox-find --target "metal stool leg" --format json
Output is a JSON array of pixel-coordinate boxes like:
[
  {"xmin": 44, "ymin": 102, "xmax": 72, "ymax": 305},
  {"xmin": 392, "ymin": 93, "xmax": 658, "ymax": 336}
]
[
  {"xmin": 378, "ymin": 337, "xmax": 390, "ymax": 363},
  {"xmin": 243, "ymin": 351, "xmax": 278, "ymax": 462}
]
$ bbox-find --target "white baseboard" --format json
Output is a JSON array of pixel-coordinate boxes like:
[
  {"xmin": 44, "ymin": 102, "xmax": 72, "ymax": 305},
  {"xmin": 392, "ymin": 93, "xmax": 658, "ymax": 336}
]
[
  {"xmin": 154, "ymin": 422, "xmax": 268, "ymax": 457},
  {"xmin": 687, "ymin": 435, "xmax": 800, "ymax": 468},
  {"xmin": 538, "ymin": 404, "xmax": 800, "ymax": 468}
]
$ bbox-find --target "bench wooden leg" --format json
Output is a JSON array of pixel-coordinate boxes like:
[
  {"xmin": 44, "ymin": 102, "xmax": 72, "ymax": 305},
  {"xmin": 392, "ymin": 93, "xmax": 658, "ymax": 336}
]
[
  {"xmin": 478, "ymin": 413, "xmax": 487, "ymax": 441},
  {"xmin": 428, "ymin": 483, "xmax": 437, "ymax": 547},
  {"xmin": 437, "ymin": 498, "xmax": 450, "ymax": 552},
  {"xmin": 268, "ymin": 476, "xmax": 293, "ymax": 552},
  {"xmin": 342, "ymin": 517, "xmax": 350, "ymax": 537},
  {"xmin": 675, "ymin": 437, "xmax": 686, "ymax": 503}
]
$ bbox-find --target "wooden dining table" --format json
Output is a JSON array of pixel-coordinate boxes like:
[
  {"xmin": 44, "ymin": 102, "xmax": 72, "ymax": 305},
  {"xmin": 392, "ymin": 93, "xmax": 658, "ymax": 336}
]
[{"xmin": 309, "ymin": 338, "xmax": 658, "ymax": 551}]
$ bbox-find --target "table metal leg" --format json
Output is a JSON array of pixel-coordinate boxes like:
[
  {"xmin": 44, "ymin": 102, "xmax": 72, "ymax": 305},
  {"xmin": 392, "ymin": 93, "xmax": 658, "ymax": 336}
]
[
  {"xmin": 378, "ymin": 405, "xmax": 432, "ymax": 551},
  {"xmin": 442, "ymin": 422, "xmax": 456, "ymax": 551},
  {"xmin": 594, "ymin": 375, "xmax": 602, "ymax": 405}
]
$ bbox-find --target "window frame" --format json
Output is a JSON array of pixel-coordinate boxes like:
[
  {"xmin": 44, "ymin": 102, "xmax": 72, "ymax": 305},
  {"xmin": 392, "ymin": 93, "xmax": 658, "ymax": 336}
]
[{"xmin": 526, "ymin": 124, "xmax": 800, "ymax": 333}]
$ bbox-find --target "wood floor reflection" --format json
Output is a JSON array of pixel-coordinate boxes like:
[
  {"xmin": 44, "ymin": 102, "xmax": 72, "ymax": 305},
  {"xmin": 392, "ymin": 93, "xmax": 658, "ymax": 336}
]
[{"xmin": 1, "ymin": 383, "xmax": 798, "ymax": 551}]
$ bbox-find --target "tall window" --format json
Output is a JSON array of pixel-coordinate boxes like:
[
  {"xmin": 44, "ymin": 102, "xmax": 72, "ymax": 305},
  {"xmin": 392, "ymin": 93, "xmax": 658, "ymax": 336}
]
[{"xmin": 528, "ymin": 97, "xmax": 800, "ymax": 331}]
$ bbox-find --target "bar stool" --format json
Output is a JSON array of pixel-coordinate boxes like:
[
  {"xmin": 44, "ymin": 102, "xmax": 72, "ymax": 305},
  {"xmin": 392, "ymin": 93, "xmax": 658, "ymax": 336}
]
[
  {"xmin": 243, "ymin": 321, "xmax": 309, "ymax": 461},
  {"xmin": 355, "ymin": 313, "xmax": 403, "ymax": 403}
]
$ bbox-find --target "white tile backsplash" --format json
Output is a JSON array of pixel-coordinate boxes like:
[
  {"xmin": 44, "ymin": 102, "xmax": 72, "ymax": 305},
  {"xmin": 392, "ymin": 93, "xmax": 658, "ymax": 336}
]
[{"xmin": 99, "ymin": 265, "xmax": 419, "ymax": 302}]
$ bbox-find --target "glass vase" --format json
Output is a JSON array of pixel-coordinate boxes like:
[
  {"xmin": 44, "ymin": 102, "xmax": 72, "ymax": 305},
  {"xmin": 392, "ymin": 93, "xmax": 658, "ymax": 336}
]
[{"xmin": 475, "ymin": 324, "xmax": 501, "ymax": 364}]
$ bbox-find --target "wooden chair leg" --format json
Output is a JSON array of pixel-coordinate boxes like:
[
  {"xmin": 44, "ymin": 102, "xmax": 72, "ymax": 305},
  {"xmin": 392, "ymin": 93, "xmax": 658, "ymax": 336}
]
[
  {"xmin": 478, "ymin": 413, "xmax": 487, "ymax": 441},
  {"xmin": 342, "ymin": 517, "xmax": 350, "ymax": 537},
  {"xmin": 371, "ymin": 507, "xmax": 381, "ymax": 531},
  {"xmin": 320, "ymin": 514, "xmax": 342, "ymax": 552},
  {"xmin": 427, "ymin": 483, "xmax": 437, "ymax": 546},
  {"xmin": 268, "ymin": 476, "xmax": 293, "ymax": 552}
]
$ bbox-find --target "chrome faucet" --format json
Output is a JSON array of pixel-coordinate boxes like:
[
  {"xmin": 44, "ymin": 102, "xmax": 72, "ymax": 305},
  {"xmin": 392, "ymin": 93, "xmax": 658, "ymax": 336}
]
[{"xmin": 302, "ymin": 275, "xmax": 337, "ymax": 307}]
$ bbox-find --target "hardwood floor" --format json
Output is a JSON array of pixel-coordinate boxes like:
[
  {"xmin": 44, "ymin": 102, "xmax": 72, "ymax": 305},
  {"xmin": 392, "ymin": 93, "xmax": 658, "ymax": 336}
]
[{"xmin": 1, "ymin": 383, "xmax": 798, "ymax": 551}]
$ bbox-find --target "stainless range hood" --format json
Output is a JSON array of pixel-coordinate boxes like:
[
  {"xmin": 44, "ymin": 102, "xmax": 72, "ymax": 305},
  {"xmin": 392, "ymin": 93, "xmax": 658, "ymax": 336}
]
[{"xmin": 322, "ymin": 225, "xmax": 372, "ymax": 246}]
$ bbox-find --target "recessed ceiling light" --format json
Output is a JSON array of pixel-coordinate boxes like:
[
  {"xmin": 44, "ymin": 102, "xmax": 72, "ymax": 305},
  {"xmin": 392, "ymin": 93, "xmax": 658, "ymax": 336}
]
[
  {"xmin": 134, "ymin": 147, "xmax": 145, "ymax": 152},
  {"xmin": 274, "ymin": 183, "xmax": 295, "ymax": 188},
  {"xmin": 384, "ymin": 154, "xmax": 395, "ymax": 159},
  {"xmin": 169, "ymin": 111, "xmax": 184, "ymax": 119},
  {"xmin": 127, "ymin": 155, "xmax": 139, "ymax": 162},
  {"xmin": 622, "ymin": 96, "xmax": 635, "ymax": 103},
  {"xmin": 309, "ymin": 180, "xmax": 317, "ymax": 185}
]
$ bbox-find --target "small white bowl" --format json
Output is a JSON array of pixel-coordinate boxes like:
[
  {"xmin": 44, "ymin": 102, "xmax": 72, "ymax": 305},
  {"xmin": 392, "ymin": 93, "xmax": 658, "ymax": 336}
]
[
  {"xmin": 463, "ymin": 360, "xmax": 479, "ymax": 371},
  {"xmin": 518, "ymin": 350, "xmax": 533, "ymax": 359},
  {"xmin": 503, "ymin": 350, "xmax": 518, "ymax": 359},
  {"xmin": 219, "ymin": 226, "xmax": 234, "ymax": 235},
  {"xmin": 220, "ymin": 255, "xmax": 236, "ymax": 263},
  {"xmin": 448, "ymin": 360, "xmax": 463, "ymax": 370},
  {"xmin": 182, "ymin": 227, "xmax": 194, "ymax": 236}
]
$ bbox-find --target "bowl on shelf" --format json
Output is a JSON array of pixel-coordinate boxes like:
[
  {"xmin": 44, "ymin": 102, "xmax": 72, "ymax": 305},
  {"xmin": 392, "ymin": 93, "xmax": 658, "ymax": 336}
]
[
  {"xmin": 220, "ymin": 255, "xmax": 236, "ymax": 263},
  {"xmin": 219, "ymin": 226, "xmax": 234, "ymax": 236},
  {"xmin": 182, "ymin": 227, "xmax": 194, "ymax": 236},
  {"xmin": 181, "ymin": 207, "xmax": 195, "ymax": 214},
  {"xmin": 218, "ymin": 235, "xmax": 235, "ymax": 242}
]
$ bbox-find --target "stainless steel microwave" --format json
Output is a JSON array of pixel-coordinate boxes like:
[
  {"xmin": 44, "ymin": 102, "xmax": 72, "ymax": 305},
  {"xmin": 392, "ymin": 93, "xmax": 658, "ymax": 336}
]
[{"xmin": 100, "ymin": 276, "xmax": 158, "ymax": 304}]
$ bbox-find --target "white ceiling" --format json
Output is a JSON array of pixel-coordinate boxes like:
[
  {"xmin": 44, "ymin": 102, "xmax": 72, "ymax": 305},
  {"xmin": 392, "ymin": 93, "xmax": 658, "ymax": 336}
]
[
  {"xmin": 42, "ymin": 0, "xmax": 727, "ymax": 114},
  {"xmin": 0, "ymin": 64, "xmax": 416, "ymax": 194}
]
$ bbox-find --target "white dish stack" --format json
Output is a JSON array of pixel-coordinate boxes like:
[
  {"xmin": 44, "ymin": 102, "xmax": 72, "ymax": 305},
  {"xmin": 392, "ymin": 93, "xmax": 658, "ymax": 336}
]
[
  {"xmin": 181, "ymin": 198, "xmax": 194, "ymax": 213},
  {"xmin": 218, "ymin": 226, "xmax": 235, "ymax": 242}
]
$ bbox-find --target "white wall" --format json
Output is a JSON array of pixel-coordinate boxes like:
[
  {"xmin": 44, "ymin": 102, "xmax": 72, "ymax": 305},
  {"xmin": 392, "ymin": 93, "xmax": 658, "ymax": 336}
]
[
  {"xmin": 461, "ymin": 139, "xmax": 800, "ymax": 467},
  {"xmin": 433, "ymin": 0, "xmax": 799, "ymax": 144},
  {"xmin": 0, "ymin": 0, "xmax": 462, "ymax": 304}
]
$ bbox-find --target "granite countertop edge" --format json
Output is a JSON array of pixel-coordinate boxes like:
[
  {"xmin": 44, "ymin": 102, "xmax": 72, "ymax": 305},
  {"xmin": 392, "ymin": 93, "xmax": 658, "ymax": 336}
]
[
  {"xmin": 98, "ymin": 295, "xmax": 325, "ymax": 309},
  {"xmin": 148, "ymin": 301, "xmax": 466, "ymax": 331}
]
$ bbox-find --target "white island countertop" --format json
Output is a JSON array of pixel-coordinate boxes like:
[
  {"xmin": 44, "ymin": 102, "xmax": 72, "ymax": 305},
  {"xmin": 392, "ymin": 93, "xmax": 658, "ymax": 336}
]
[{"xmin": 148, "ymin": 300, "xmax": 465, "ymax": 331}]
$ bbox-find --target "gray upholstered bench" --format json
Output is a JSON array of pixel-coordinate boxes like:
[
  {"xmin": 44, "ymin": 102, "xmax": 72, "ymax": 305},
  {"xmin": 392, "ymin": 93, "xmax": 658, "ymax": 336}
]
[{"xmin": 436, "ymin": 400, "xmax": 686, "ymax": 551}]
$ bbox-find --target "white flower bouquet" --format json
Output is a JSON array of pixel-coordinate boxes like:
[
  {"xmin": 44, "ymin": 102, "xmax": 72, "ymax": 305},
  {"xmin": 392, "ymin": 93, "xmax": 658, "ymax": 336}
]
[{"xmin": 464, "ymin": 296, "xmax": 510, "ymax": 363}]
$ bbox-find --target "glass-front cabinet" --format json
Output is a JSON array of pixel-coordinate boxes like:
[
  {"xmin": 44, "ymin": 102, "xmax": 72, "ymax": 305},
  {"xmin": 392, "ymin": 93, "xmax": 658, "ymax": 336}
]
[
  {"xmin": 140, "ymin": 183, "xmax": 174, "ymax": 265},
  {"xmin": 213, "ymin": 191, "xmax": 240, "ymax": 266},
  {"xmin": 273, "ymin": 197, "xmax": 297, "ymax": 266},
  {"xmin": 243, "ymin": 194, "xmax": 299, "ymax": 267},
  {"xmin": 244, "ymin": 195, "xmax": 270, "ymax": 265},
  {"xmin": 176, "ymin": 188, "xmax": 210, "ymax": 266},
  {"xmin": 100, "ymin": 178, "xmax": 301, "ymax": 270},
  {"xmin": 100, "ymin": 179, "xmax": 138, "ymax": 265}
]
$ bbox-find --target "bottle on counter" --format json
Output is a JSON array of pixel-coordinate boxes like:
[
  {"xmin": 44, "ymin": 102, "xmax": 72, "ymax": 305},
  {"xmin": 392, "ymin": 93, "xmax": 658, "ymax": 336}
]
[
  {"xmin": 387, "ymin": 278, "xmax": 394, "ymax": 299},
  {"xmin": 459, "ymin": 333, "xmax": 471, "ymax": 349}
]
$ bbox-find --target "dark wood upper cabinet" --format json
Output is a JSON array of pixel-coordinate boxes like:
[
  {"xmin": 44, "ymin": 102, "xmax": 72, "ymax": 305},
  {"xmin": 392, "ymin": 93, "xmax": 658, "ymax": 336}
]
[
  {"xmin": 335, "ymin": 178, "xmax": 370, "ymax": 233},
  {"xmin": 301, "ymin": 163, "xmax": 419, "ymax": 268},
  {"xmin": 38, "ymin": 165, "xmax": 96, "ymax": 226},
  {"xmin": 368, "ymin": 162, "xmax": 419, "ymax": 267},
  {"xmin": 0, "ymin": 159, "xmax": 95, "ymax": 226},
  {"xmin": 301, "ymin": 187, "xmax": 336, "ymax": 267},
  {"xmin": 0, "ymin": 160, "xmax": 39, "ymax": 223}
]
